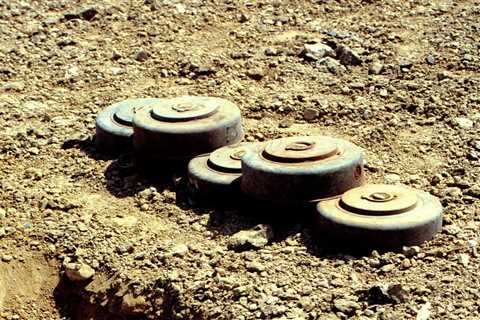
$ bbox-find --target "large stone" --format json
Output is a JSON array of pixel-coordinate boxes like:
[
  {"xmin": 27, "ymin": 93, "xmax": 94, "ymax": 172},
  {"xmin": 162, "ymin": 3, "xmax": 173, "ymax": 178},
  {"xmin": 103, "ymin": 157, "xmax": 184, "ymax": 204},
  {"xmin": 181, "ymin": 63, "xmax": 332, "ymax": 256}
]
[
  {"xmin": 65, "ymin": 263, "xmax": 95, "ymax": 282},
  {"xmin": 64, "ymin": 6, "xmax": 98, "ymax": 21},
  {"xmin": 333, "ymin": 298, "xmax": 360, "ymax": 315},
  {"xmin": 227, "ymin": 224, "xmax": 273, "ymax": 252},
  {"xmin": 452, "ymin": 117, "xmax": 473, "ymax": 130},
  {"xmin": 302, "ymin": 43, "xmax": 334, "ymax": 60},
  {"xmin": 360, "ymin": 283, "xmax": 408, "ymax": 304},
  {"xmin": 303, "ymin": 108, "xmax": 319, "ymax": 121},
  {"xmin": 170, "ymin": 243, "xmax": 189, "ymax": 257},
  {"xmin": 120, "ymin": 293, "xmax": 150, "ymax": 316},
  {"xmin": 335, "ymin": 45, "xmax": 362, "ymax": 66}
]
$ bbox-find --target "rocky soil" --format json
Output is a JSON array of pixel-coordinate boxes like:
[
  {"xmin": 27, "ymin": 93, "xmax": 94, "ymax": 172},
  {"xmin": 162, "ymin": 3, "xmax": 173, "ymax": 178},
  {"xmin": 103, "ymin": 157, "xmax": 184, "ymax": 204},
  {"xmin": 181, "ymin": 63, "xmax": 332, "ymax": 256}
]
[{"xmin": 1, "ymin": 0, "xmax": 480, "ymax": 319}]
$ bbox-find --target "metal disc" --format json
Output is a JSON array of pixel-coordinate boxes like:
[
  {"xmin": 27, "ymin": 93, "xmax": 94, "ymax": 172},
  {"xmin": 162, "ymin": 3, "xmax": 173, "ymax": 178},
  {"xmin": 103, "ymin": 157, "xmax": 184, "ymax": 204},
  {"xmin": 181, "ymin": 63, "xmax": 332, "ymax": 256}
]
[
  {"xmin": 263, "ymin": 136, "xmax": 339, "ymax": 163},
  {"xmin": 150, "ymin": 97, "xmax": 219, "ymax": 122},
  {"xmin": 208, "ymin": 144, "xmax": 250, "ymax": 173},
  {"xmin": 340, "ymin": 184, "xmax": 418, "ymax": 216},
  {"xmin": 113, "ymin": 106, "xmax": 135, "ymax": 126}
]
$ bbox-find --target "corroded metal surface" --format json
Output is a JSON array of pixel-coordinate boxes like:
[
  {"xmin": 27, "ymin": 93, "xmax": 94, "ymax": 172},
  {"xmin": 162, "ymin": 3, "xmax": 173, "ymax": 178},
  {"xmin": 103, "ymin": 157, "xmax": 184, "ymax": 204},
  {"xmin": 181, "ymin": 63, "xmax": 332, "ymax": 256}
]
[
  {"xmin": 240, "ymin": 136, "xmax": 364, "ymax": 205},
  {"xmin": 133, "ymin": 96, "xmax": 244, "ymax": 162},
  {"xmin": 340, "ymin": 184, "xmax": 418, "ymax": 216},
  {"xmin": 95, "ymin": 98, "xmax": 165, "ymax": 154},
  {"xmin": 314, "ymin": 184, "xmax": 443, "ymax": 250},
  {"xmin": 263, "ymin": 136, "xmax": 339, "ymax": 163},
  {"xmin": 188, "ymin": 142, "xmax": 259, "ymax": 203}
]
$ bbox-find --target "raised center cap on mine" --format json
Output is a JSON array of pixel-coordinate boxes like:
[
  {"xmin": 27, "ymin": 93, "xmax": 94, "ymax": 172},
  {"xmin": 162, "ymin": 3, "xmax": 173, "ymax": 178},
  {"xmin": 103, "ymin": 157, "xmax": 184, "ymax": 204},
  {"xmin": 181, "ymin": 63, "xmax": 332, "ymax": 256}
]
[
  {"xmin": 264, "ymin": 136, "xmax": 338, "ymax": 163},
  {"xmin": 340, "ymin": 184, "xmax": 418, "ymax": 216},
  {"xmin": 150, "ymin": 97, "xmax": 219, "ymax": 122},
  {"xmin": 172, "ymin": 103, "xmax": 200, "ymax": 112},
  {"xmin": 230, "ymin": 149, "xmax": 246, "ymax": 160},
  {"xmin": 113, "ymin": 106, "xmax": 134, "ymax": 126},
  {"xmin": 364, "ymin": 192, "xmax": 395, "ymax": 202},
  {"xmin": 208, "ymin": 144, "xmax": 248, "ymax": 173}
]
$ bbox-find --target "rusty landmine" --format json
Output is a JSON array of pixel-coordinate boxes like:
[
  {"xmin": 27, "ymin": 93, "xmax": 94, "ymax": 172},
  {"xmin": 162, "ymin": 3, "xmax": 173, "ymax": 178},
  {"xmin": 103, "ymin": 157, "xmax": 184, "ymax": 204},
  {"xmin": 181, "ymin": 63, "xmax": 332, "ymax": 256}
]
[
  {"xmin": 314, "ymin": 184, "xmax": 443, "ymax": 251},
  {"xmin": 187, "ymin": 142, "xmax": 260, "ymax": 204},
  {"xmin": 133, "ymin": 96, "xmax": 244, "ymax": 163},
  {"xmin": 240, "ymin": 136, "xmax": 364, "ymax": 206},
  {"xmin": 95, "ymin": 98, "xmax": 165, "ymax": 154}
]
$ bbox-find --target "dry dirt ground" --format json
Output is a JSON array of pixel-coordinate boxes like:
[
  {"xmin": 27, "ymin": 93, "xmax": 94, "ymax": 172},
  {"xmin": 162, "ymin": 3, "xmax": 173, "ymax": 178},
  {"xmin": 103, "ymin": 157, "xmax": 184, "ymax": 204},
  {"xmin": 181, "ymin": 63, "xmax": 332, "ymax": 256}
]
[{"xmin": 1, "ymin": 0, "xmax": 480, "ymax": 319}]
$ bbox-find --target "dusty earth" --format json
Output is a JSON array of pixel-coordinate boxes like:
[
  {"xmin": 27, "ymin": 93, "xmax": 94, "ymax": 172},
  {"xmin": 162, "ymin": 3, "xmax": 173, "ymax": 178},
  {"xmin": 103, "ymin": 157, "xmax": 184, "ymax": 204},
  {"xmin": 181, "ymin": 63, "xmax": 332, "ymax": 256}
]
[{"xmin": 1, "ymin": 0, "xmax": 480, "ymax": 319}]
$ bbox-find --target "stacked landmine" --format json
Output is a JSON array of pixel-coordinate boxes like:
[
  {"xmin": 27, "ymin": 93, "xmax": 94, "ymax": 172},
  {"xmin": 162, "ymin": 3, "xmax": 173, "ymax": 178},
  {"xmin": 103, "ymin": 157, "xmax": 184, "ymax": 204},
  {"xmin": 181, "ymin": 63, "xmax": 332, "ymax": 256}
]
[{"xmin": 95, "ymin": 96, "xmax": 443, "ymax": 251}]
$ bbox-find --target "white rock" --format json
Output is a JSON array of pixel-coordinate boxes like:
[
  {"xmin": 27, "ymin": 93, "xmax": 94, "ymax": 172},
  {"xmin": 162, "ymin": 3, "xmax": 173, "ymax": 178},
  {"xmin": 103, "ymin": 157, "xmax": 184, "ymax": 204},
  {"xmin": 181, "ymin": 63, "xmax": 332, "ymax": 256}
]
[
  {"xmin": 303, "ymin": 43, "xmax": 334, "ymax": 60},
  {"xmin": 452, "ymin": 117, "xmax": 473, "ymax": 130},
  {"xmin": 385, "ymin": 173, "xmax": 401, "ymax": 184},
  {"xmin": 174, "ymin": 3, "xmax": 186, "ymax": 14},
  {"xmin": 170, "ymin": 243, "xmax": 189, "ymax": 257},
  {"xmin": 416, "ymin": 302, "xmax": 431, "ymax": 320},
  {"xmin": 65, "ymin": 263, "xmax": 95, "ymax": 282},
  {"xmin": 458, "ymin": 253, "xmax": 470, "ymax": 267},
  {"xmin": 65, "ymin": 65, "xmax": 80, "ymax": 80}
]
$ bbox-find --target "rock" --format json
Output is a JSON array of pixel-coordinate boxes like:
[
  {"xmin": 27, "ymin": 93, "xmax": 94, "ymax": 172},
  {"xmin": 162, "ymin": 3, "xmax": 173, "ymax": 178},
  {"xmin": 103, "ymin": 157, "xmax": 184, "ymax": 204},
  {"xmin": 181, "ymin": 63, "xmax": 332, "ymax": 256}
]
[
  {"xmin": 301, "ymin": 43, "xmax": 334, "ymax": 61},
  {"xmin": 399, "ymin": 59, "xmax": 413, "ymax": 69},
  {"xmin": 65, "ymin": 263, "xmax": 95, "ymax": 282},
  {"xmin": 116, "ymin": 242, "xmax": 134, "ymax": 254},
  {"xmin": 360, "ymin": 283, "xmax": 408, "ymax": 304},
  {"xmin": 380, "ymin": 264, "xmax": 395, "ymax": 273},
  {"xmin": 265, "ymin": 47, "xmax": 279, "ymax": 56},
  {"xmin": 110, "ymin": 67, "xmax": 124, "ymax": 76},
  {"xmin": 64, "ymin": 6, "xmax": 98, "ymax": 21},
  {"xmin": 279, "ymin": 119, "xmax": 292, "ymax": 128},
  {"xmin": 416, "ymin": 302, "xmax": 432, "ymax": 320},
  {"xmin": 445, "ymin": 187, "xmax": 462, "ymax": 198},
  {"xmin": 369, "ymin": 62, "xmax": 384, "ymax": 75},
  {"xmin": 467, "ymin": 239, "xmax": 478, "ymax": 256},
  {"xmin": 120, "ymin": 293, "xmax": 149, "ymax": 316},
  {"xmin": 318, "ymin": 57, "xmax": 343, "ymax": 74},
  {"xmin": 134, "ymin": 48, "xmax": 149, "ymax": 62},
  {"xmin": 238, "ymin": 13, "xmax": 249, "ymax": 23},
  {"xmin": 335, "ymin": 44, "xmax": 361, "ymax": 66},
  {"xmin": 245, "ymin": 261, "xmax": 265, "ymax": 272},
  {"xmin": 1, "ymin": 255, "xmax": 13, "ymax": 262},
  {"xmin": 303, "ymin": 108, "xmax": 319, "ymax": 121},
  {"xmin": 385, "ymin": 173, "xmax": 401, "ymax": 184},
  {"xmin": 233, "ymin": 285, "xmax": 250, "ymax": 298},
  {"xmin": 333, "ymin": 298, "xmax": 360, "ymax": 315},
  {"xmin": 458, "ymin": 253, "xmax": 469, "ymax": 267},
  {"xmin": 227, "ymin": 224, "xmax": 273, "ymax": 252},
  {"xmin": 2, "ymin": 81, "xmax": 24, "ymax": 91},
  {"xmin": 246, "ymin": 69, "xmax": 264, "ymax": 80},
  {"xmin": 402, "ymin": 246, "xmax": 421, "ymax": 258},
  {"xmin": 170, "ymin": 243, "xmax": 189, "ymax": 257},
  {"xmin": 401, "ymin": 259, "xmax": 412, "ymax": 269},
  {"xmin": 426, "ymin": 55, "xmax": 436, "ymax": 65},
  {"xmin": 65, "ymin": 66, "xmax": 80, "ymax": 80},
  {"xmin": 0, "ymin": 208, "xmax": 5, "ymax": 219},
  {"xmin": 174, "ymin": 3, "xmax": 186, "ymax": 14},
  {"xmin": 452, "ymin": 117, "xmax": 473, "ymax": 130},
  {"xmin": 473, "ymin": 140, "xmax": 480, "ymax": 151}
]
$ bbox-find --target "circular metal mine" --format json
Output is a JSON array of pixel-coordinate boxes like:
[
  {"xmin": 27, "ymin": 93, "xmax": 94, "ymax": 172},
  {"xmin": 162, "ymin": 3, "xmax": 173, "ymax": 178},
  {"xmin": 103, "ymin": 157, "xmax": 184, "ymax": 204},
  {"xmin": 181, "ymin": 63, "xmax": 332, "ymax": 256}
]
[
  {"xmin": 133, "ymin": 96, "xmax": 244, "ymax": 162},
  {"xmin": 151, "ymin": 99, "xmax": 219, "ymax": 122},
  {"xmin": 264, "ymin": 137, "xmax": 339, "ymax": 163},
  {"xmin": 188, "ymin": 142, "xmax": 259, "ymax": 203},
  {"xmin": 314, "ymin": 184, "xmax": 443, "ymax": 250},
  {"xmin": 340, "ymin": 184, "xmax": 418, "ymax": 216},
  {"xmin": 240, "ymin": 136, "xmax": 364, "ymax": 205},
  {"xmin": 95, "ymin": 98, "xmax": 165, "ymax": 154}
]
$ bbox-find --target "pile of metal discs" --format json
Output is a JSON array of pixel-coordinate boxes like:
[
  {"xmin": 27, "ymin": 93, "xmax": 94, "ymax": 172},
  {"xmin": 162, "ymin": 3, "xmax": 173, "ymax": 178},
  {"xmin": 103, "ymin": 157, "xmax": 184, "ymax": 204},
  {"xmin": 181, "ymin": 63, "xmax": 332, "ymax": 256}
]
[{"xmin": 95, "ymin": 96, "xmax": 443, "ymax": 251}]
